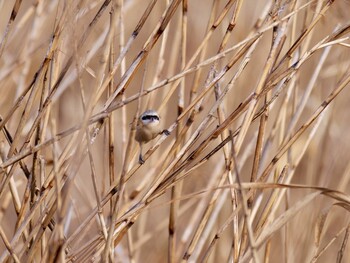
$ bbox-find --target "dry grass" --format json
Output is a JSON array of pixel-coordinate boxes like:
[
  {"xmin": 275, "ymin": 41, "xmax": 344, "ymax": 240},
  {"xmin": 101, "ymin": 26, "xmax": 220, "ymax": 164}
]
[{"xmin": 1, "ymin": 0, "xmax": 350, "ymax": 262}]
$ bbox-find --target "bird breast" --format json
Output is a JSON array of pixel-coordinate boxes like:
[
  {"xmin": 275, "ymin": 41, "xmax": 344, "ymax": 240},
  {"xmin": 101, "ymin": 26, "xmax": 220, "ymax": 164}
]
[{"xmin": 135, "ymin": 124, "xmax": 161, "ymax": 143}]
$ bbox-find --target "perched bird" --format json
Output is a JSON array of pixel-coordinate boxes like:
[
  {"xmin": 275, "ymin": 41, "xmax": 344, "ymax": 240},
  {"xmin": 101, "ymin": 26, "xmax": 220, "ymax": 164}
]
[{"xmin": 135, "ymin": 110, "xmax": 170, "ymax": 164}]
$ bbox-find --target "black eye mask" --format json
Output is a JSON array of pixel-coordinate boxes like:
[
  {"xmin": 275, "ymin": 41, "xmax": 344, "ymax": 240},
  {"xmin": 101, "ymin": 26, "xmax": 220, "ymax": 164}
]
[{"xmin": 141, "ymin": 115, "xmax": 159, "ymax": 121}]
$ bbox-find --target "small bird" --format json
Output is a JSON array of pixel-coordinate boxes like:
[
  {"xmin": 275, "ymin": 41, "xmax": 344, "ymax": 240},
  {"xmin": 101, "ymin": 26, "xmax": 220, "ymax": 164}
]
[{"xmin": 135, "ymin": 110, "xmax": 170, "ymax": 164}]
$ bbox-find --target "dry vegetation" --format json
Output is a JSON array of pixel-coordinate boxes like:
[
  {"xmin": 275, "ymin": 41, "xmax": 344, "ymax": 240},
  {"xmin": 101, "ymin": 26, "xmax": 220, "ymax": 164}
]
[{"xmin": 1, "ymin": 0, "xmax": 350, "ymax": 262}]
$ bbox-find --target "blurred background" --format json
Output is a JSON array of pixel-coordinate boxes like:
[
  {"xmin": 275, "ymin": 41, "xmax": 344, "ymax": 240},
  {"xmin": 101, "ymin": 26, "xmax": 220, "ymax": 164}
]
[{"xmin": 0, "ymin": 0, "xmax": 350, "ymax": 262}]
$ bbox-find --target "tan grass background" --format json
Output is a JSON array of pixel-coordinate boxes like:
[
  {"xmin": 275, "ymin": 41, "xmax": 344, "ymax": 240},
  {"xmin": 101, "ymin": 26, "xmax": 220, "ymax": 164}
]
[{"xmin": 1, "ymin": 0, "xmax": 350, "ymax": 262}]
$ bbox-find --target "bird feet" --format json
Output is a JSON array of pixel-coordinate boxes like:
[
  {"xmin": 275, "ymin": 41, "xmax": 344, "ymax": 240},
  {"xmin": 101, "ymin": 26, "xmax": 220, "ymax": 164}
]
[
  {"xmin": 139, "ymin": 154, "xmax": 145, "ymax": 165},
  {"xmin": 162, "ymin": 129, "xmax": 170, "ymax": 136}
]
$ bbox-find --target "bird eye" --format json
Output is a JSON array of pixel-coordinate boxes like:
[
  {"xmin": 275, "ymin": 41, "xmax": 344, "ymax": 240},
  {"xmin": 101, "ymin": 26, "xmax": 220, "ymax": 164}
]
[{"xmin": 141, "ymin": 115, "xmax": 159, "ymax": 121}]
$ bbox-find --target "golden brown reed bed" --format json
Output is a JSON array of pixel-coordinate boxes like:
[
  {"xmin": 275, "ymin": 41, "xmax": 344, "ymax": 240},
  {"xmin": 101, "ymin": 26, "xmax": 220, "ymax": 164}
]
[{"xmin": 0, "ymin": 0, "xmax": 350, "ymax": 262}]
